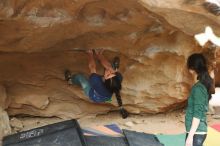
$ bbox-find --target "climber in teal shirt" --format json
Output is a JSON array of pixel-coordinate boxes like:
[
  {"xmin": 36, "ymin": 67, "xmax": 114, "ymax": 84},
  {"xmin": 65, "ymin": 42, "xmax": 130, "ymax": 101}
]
[{"xmin": 185, "ymin": 53, "xmax": 213, "ymax": 146}]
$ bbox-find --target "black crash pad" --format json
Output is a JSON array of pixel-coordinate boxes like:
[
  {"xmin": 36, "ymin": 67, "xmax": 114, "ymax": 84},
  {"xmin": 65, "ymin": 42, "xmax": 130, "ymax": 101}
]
[
  {"xmin": 3, "ymin": 119, "xmax": 165, "ymax": 146},
  {"xmin": 3, "ymin": 119, "xmax": 87, "ymax": 146},
  {"xmin": 85, "ymin": 136, "xmax": 128, "ymax": 146},
  {"xmin": 123, "ymin": 129, "xmax": 164, "ymax": 146}
]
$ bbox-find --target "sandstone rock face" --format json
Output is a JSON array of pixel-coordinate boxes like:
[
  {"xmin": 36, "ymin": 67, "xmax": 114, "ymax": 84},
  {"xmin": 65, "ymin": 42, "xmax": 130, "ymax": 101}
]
[
  {"xmin": 0, "ymin": 85, "xmax": 10, "ymax": 109},
  {"xmin": 140, "ymin": 0, "xmax": 220, "ymax": 35},
  {"xmin": 10, "ymin": 118, "xmax": 24, "ymax": 132},
  {"xmin": 0, "ymin": 0, "xmax": 219, "ymax": 119},
  {"xmin": 0, "ymin": 108, "xmax": 11, "ymax": 142},
  {"xmin": 215, "ymin": 51, "xmax": 220, "ymax": 86}
]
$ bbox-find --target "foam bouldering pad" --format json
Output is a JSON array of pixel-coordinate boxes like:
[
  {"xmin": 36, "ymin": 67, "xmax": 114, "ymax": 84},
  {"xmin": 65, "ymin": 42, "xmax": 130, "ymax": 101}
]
[
  {"xmin": 204, "ymin": 127, "xmax": 220, "ymax": 146},
  {"xmin": 3, "ymin": 119, "xmax": 87, "ymax": 146},
  {"xmin": 123, "ymin": 130, "xmax": 164, "ymax": 146},
  {"xmin": 82, "ymin": 124, "xmax": 123, "ymax": 137},
  {"xmin": 156, "ymin": 133, "xmax": 186, "ymax": 146},
  {"xmin": 85, "ymin": 136, "xmax": 127, "ymax": 146},
  {"xmin": 211, "ymin": 123, "xmax": 220, "ymax": 132}
]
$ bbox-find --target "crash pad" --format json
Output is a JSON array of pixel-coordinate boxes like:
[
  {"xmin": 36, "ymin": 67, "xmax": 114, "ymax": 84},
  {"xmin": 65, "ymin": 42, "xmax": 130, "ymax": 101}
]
[
  {"xmin": 156, "ymin": 133, "xmax": 186, "ymax": 146},
  {"xmin": 204, "ymin": 127, "xmax": 220, "ymax": 146}
]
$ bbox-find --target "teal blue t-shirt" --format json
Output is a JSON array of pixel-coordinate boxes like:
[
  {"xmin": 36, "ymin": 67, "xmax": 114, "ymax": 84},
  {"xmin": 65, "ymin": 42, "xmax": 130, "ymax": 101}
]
[{"xmin": 185, "ymin": 81, "xmax": 209, "ymax": 132}]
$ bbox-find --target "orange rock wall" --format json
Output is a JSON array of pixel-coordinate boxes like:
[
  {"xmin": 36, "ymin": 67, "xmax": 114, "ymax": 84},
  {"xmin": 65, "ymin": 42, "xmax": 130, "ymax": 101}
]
[{"xmin": 0, "ymin": 0, "xmax": 219, "ymax": 118}]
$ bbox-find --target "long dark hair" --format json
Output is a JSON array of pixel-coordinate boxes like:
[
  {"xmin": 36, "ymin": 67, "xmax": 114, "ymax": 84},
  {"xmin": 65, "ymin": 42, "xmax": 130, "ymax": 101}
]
[
  {"xmin": 104, "ymin": 75, "xmax": 122, "ymax": 106},
  {"xmin": 187, "ymin": 53, "xmax": 213, "ymax": 100}
]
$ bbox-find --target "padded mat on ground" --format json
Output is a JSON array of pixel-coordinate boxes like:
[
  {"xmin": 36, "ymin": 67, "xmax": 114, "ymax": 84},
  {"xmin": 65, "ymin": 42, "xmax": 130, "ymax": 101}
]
[
  {"xmin": 82, "ymin": 124, "xmax": 123, "ymax": 137},
  {"xmin": 124, "ymin": 130, "xmax": 164, "ymax": 146},
  {"xmin": 82, "ymin": 124, "xmax": 164, "ymax": 146},
  {"xmin": 204, "ymin": 127, "xmax": 220, "ymax": 146},
  {"xmin": 210, "ymin": 123, "xmax": 220, "ymax": 132},
  {"xmin": 156, "ymin": 133, "xmax": 186, "ymax": 146},
  {"xmin": 85, "ymin": 136, "xmax": 127, "ymax": 146},
  {"xmin": 156, "ymin": 127, "xmax": 220, "ymax": 146},
  {"xmin": 3, "ymin": 120, "xmax": 87, "ymax": 146}
]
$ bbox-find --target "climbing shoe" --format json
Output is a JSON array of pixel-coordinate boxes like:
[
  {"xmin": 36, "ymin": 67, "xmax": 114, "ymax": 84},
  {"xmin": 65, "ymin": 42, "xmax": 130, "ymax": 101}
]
[
  {"xmin": 112, "ymin": 56, "xmax": 120, "ymax": 70},
  {"xmin": 120, "ymin": 107, "xmax": 129, "ymax": 119},
  {"xmin": 64, "ymin": 70, "xmax": 72, "ymax": 81}
]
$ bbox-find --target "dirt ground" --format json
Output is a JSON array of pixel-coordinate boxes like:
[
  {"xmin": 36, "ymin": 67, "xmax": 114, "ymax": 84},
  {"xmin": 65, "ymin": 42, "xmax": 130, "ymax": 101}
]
[{"xmin": 10, "ymin": 109, "xmax": 219, "ymax": 135}]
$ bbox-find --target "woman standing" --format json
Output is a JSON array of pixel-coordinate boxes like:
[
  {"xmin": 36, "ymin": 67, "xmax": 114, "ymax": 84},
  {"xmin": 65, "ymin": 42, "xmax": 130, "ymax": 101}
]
[{"xmin": 185, "ymin": 53, "xmax": 213, "ymax": 146}]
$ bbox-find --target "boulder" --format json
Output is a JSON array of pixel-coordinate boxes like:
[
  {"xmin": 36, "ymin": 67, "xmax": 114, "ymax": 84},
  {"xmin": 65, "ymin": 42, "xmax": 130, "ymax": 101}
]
[
  {"xmin": 0, "ymin": 108, "xmax": 11, "ymax": 142},
  {"xmin": 0, "ymin": 0, "xmax": 219, "ymax": 118}
]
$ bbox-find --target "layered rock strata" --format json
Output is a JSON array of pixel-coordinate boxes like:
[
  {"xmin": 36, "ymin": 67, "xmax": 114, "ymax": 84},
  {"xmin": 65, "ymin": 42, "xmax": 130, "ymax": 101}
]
[{"xmin": 0, "ymin": 0, "xmax": 219, "ymax": 120}]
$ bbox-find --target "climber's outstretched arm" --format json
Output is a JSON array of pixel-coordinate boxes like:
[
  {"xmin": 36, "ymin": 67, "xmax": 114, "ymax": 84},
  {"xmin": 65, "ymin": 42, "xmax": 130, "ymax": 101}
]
[
  {"xmin": 87, "ymin": 49, "xmax": 97, "ymax": 74},
  {"xmin": 95, "ymin": 49, "xmax": 115, "ymax": 72}
]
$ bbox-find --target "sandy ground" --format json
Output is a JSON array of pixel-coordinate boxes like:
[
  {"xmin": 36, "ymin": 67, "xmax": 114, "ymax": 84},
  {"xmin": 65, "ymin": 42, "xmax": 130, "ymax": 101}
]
[{"xmin": 9, "ymin": 110, "xmax": 219, "ymax": 135}]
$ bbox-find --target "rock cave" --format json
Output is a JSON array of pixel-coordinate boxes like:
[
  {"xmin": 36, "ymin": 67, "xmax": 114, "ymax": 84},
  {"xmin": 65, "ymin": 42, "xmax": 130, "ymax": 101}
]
[{"xmin": 0, "ymin": 0, "xmax": 220, "ymax": 145}]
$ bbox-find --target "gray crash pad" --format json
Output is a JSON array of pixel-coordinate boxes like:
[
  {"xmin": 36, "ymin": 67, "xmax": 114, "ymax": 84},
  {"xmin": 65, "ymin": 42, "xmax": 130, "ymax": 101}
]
[{"xmin": 123, "ymin": 129, "xmax": 164, "ymax": 146}]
